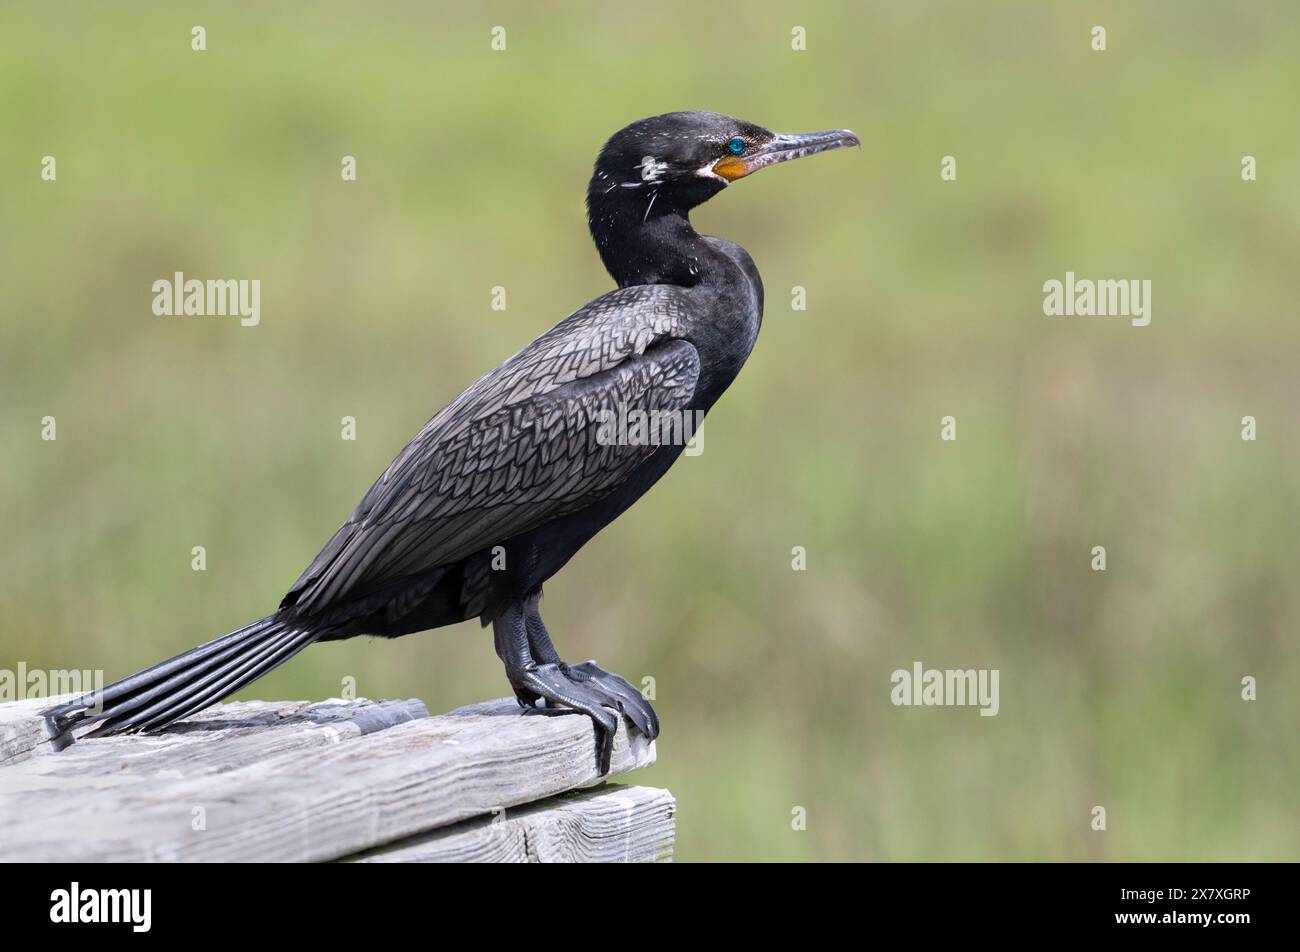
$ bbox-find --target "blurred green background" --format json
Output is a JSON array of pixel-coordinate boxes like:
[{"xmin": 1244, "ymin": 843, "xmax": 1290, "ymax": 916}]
[{"xmin": 3, "ymin": 1, "xmax": 1298, "ymax": 861}]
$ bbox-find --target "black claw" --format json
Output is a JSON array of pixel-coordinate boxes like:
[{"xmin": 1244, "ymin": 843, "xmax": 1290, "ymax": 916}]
[
  {"xmin": 504, "ymin": 659, "xmax": 658, "ymax": 774},
  {"xmin": 510, "ymin": 663, "xmax": 618, "ymax": 774},
  {"xmin": 508, "ymin": 599, "xmax": 658, "ymax": 770},
  {"xmin": 512, "ymin": 686, "xmax": 541, "ymax": 709},
  {"xmin": 596, "ymin": 724, "xmax": 614, "ymax": 775},
  {"xmin": 568, "ymin": 660, "xmax": 660, "ymax": 740}
]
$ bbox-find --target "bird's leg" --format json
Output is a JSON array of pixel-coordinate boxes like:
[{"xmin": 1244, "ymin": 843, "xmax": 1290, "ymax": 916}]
[
  {"xmin": 491, "ymin": 595, "xmax": 659, "ymax": 775},
  {"xmin": 522, "ymin": 594, "xmax": 660, "ymax": 741},
  {"xmin": 493, "ymin": 598, "xmax": 618, "ymax": 773},
  {"xmin": 520, "ymin": 591, "xmax": 564, "ymax": 667},
  {"xmin": 492, "ymin": 600, "xmax": 544, "ymax": 708}
]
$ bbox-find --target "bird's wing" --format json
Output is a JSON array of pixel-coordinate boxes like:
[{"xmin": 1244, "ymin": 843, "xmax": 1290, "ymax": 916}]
[{"xmin": 283, "ymin": 285, "xmax": 700, "ymax": 615}]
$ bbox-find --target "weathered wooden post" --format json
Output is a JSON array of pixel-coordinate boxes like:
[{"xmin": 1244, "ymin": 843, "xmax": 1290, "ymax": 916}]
[{"xmin": 0, "ymin": 694, "xmax": 674, "ymax": 862}]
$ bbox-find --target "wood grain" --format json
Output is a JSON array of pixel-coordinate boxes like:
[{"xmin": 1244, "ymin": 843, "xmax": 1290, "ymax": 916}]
[
  {"xmin": 349, "ymin": 783, "xmax": 676, "ymax": 863},
  {"xmin": 0, "ymin": 694, "xmax": 660, "ymax": 862}
]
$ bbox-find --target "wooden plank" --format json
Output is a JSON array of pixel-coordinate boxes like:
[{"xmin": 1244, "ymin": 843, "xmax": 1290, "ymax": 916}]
[
  {"xmin": 0, "ymin": 693, "xmax": 428, "ymax": 774},
  {"xmin": 0, "ymin": 695, "xmax": 655, "ymax": 862},
  {"xmin": 0, "ymin": 693, "xmax": 65, "ymax": 766},
  {"xmin": 348, "ymin": 783, "xmax": 675, "ymax": 863}
]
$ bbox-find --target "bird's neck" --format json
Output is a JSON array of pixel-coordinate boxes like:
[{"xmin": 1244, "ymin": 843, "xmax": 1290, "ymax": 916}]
[{"xmin": 587, "ymin": 194, "xmax": 711, "ymax": 289}]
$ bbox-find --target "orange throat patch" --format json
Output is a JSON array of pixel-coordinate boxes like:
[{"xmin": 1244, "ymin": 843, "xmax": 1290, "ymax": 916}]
[{"xmin": 711, "ymin": 155, "xmax": 751, "ymax": 181}]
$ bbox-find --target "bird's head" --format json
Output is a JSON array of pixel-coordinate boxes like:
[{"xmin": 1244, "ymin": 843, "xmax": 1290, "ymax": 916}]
[
  {"xmin": 587, "ymin": 111, "xmax": 859, "ymax": 221},
  {"xmin": 585, "ymin": 111, "xmax": 858, "ymax": 286}
]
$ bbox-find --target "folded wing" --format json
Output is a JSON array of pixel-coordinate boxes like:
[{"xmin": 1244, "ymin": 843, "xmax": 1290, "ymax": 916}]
[{"xmin": 283, "ymin": 285, "xmax": 700, "ymax": 615}]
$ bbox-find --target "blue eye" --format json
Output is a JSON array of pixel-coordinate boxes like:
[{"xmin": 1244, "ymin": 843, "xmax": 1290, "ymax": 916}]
[{"xmin": 726, "ymin": 137, "xmax": 746, "ymax": 155}]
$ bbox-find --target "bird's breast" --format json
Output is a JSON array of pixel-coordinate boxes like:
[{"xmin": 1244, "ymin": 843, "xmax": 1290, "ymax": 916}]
[{"xmin": 681, "ymin": 238, "xmax": 764, "ymax": 404}]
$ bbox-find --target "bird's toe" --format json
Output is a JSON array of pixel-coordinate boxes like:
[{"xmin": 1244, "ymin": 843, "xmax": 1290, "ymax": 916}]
[
  {"xmin": 567, "ymin": 660, "xmax": 660, "ymax": 740},
  {"xmin": 511, "ymin": 662, "xmax": 620, "ymax": 774}
]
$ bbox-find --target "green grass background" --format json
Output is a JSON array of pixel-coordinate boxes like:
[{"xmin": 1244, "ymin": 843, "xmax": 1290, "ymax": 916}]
[{"xmin": 2, "ymin": 1, "xmax": 1297, "ymax": 860}]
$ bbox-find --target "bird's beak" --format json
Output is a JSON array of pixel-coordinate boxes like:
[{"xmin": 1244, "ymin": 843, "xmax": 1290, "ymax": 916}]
[{"xmin": 712, "ymin": 128, "xmax": 861, "ymax": 181}]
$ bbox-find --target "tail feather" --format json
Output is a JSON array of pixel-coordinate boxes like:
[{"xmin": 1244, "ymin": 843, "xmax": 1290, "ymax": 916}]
[
  {"xmin": 50, "ymin": 617, "xmax": 267, "ymax": 717},
  {"xmin": 142, "ymin": 630, "xmax": 320, "ymax": 733},
  {"xmin": 126, "ymin": 634, "xmax": 312, "ymax": 733},
  {"xmin": 100, "ymin": 627, "xmax": 313, "ymax": 736},
  {"xmin": 63, "ymin": 622, "xmax": 282, "ymax": 732},
  {"xmin": 43, "ymin": 616, "xmax": 320, "ymax": 739}
]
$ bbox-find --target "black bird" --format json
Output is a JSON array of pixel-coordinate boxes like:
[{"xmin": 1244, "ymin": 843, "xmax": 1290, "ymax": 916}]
[{"xmin": 45, "ymin": 112, "xmax": 858, "ymax": 773}]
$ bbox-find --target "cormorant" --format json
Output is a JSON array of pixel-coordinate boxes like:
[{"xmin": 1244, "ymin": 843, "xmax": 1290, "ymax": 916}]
[{"xmin": 44, "ymin": 112, "xmax": 859, "ymax": 773}]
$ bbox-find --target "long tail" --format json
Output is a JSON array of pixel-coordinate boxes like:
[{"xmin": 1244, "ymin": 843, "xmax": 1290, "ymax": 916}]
[{"xmin": 41, "ymin": 615, "xmax": 319, "ymax": 739}]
